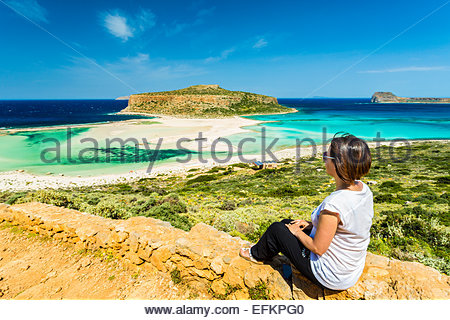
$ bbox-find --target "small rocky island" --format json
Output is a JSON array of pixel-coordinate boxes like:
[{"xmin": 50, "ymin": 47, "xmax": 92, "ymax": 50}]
[
  {"xmin": 119, "ymin": 84, "xmax": 293, "ymax": 117},
  {"xmin": 371, "ymin": 92, "xmax": 450, "ymax": 104}
]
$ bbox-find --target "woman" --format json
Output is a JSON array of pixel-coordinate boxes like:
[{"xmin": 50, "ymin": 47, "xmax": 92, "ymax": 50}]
[{"xmin": 239, "ymin": 133, "xmax": 374, "ymax": 290}]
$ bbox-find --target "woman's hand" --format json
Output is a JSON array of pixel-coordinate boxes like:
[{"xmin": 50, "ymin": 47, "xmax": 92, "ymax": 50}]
[
  {"xmin": 285, "ymin": 212, "xmax": 339, "ymax": 256},
  {"xmin": 285, "ymin": 220, "xmax": 307, "ymax": 236},
  {"xmin": 285, "ymin": 222, "xmax": 301, "ymax": 237},
  {"xmin": 291, "ymin": 219, "xmax": 311, "ymax": 230}
]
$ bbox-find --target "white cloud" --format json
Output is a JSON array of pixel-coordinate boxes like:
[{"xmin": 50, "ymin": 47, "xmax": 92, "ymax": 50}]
[
  {"xmin": 359, "ymin": 66, "xmax": 450, "ymax": 74},
  {"xmin": 103, "ymin": 12, "xmax": 133, "ymax": 41},
  {"xmin": 205, "ymin": 48, "xmax": 235, "ymax": 63},
  {"xmin": 253, "ymin": 38, "xmax": 268, "ymax": 49},
  {"xmin": 101, "ymin": 9, "xmax": 156, "ymax": 41},
  {"xmin": 5, "ymin": 0, "xmax": 48, "ymax": 23}
]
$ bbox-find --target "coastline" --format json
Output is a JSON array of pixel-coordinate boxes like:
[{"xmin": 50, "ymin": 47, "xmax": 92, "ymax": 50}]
[
  {"xmin": 0, "ymin": 109, "xmax": 286, "ymax": 134},
  {"xmin": 0, "ymin": 138, "xmax": 447, "ymax": 192},
  {"xmin": 0, "ymin": 118, "xmax": 155, "ymax": 135},
  {"xmin": 116, "ymin": 106, "xmax": 299, "ymax": 119}
]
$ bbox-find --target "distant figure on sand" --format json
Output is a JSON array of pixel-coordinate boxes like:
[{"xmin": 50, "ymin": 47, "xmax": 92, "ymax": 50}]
[{"xmin": 240, "ymin": 133, "xmax": 374, "ymax": 290}]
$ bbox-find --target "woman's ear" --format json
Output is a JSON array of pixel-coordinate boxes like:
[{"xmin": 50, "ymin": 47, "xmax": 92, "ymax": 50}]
[
  {"xmin": 325, "ymin": 159, "xmax": 335, "ymax": 177},
  {"xmin": 325, "ymin": 147, "xmax": 336, "ymax": 177}
]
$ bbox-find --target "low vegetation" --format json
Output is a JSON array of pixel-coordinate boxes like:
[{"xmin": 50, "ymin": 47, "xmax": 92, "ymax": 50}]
[
  {"xmin": 124, "ymin": 85, "xmax": 292, "ymax": 117},
  {"xmin": 1, "ymin": 141, "xmax": 448, "ymax": 274}
]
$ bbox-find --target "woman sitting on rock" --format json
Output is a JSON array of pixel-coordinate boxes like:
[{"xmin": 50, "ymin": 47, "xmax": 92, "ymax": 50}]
[{"xmin": 240, "ymin": 133, "xmax": 374, "ymax": 290}]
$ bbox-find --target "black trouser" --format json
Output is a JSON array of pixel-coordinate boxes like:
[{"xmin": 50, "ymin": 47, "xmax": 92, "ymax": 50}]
[{"xmin": 250, "ymin": 219, "xmax": 323, "ymax": 287}]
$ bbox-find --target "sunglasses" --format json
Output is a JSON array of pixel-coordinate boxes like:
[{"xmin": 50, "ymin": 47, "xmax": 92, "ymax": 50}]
[{"xmin": 323, "ymin": 151, "xmax": 335, "ymax": 162}]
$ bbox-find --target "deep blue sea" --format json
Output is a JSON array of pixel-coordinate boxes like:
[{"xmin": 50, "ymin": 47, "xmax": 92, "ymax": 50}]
[
  {"xmin": 0, "ymin": 99, "xmax": 152, "ymax": 128},
  {"xmin": 0, "ymin": 99, "xmax": 448, "ymax": 138}
]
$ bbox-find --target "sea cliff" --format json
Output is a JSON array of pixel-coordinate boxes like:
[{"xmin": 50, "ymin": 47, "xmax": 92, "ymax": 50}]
[
  {"xmin": 371, "ymin": 92, "xmax": 450, "ymax": 103},
  {"xmin": 120, "ymin": 85, "xmax": 293, "ymax": 117}
]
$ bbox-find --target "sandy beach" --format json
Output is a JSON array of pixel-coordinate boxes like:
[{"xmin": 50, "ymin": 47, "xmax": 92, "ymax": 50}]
[
  {"xmin": 0, "ymin": 115, "xmax": 267, "ymax": 190},
  {"xmin": 1, "ymin": 126, "xmax": 445, "ymax": 192}
]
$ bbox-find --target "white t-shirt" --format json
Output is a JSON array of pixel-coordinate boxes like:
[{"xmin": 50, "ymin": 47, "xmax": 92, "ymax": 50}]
[{"xmin": 309, "ymin": 180, "xmax": 374, "ymax": 290}]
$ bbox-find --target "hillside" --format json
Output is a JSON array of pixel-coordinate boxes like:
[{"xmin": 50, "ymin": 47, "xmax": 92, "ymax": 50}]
[
  {"xmin": 2, "ymin": 141, "xmax": 448, "ymax": 275},
  {"xmin": 1, "ymin": 201, "xmax": 449, "ymax": 300},
  {"xmin": 120, "ymin": 85, "xmax": 294, "ymax": 117},
  {"xmin": 371, "ymin": 92, "xmax": 450, "ymax": 103}
]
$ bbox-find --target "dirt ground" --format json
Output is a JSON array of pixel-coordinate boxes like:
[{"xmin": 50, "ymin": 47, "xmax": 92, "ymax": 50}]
[{"xmin": 0, "ymin": 222, "xmax": 211, "ymax": 299}]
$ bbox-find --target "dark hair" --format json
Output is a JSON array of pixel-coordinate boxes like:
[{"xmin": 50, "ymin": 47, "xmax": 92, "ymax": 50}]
[{"xmin": 329, "ymin": 132, "xmax": 371, "ymax": 184}]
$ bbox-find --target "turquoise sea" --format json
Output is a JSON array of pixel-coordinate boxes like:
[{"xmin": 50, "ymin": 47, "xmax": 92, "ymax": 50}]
[{"xmin": 0, "ymin": 98, "xmax": 448, "ymax": 176}]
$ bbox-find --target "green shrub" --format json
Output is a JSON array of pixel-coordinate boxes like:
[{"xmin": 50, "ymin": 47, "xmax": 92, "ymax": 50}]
[
  {"xmin": 18, "ymin": 190, "xmax": 76, "ymax": 208},
  {"xmin": 2, "ymin": 192, "xmax": 27, "ymax": 205},
  {"xmin": 186, "ymin": 174, "xmax": 218, "ymax": 185},
  {"xmin": 219, "ymin": 199, "xmax": 237, "ymax": 211},
  {"xmin": 254, "ymin": 168, "xmax": 276, "ymax": 177},
  {"xmin": 435, "ymin": 176, "xmax": 450, "ymax": 184},
  {"xmin": 374, "ymin": 193, "xmax": 404, "ymax": 204},
  {"xmin": 170, "ymin": 268, "xmax": 182, "ymax": 284},
  {"xmin": 90, "ymin": 200, "xmax": 129, "ymax": 219},
  {"xmin": 412, "ymin": 193, "xmax": 439, "ymax": 204},
  {"xmin": 248, "ymin": 281, "xmax": 270, "ymax": 300},
  {"xmin": 379, "ymin": 181, "xmax": 404, "ymax": 192},
  {"xmin": 409, "ymin": 183, "xmax": 432, "ymax": 192},
  {"xmin": 230, "ymin": 163, "xmax": 250, "ymax": 168},
  {"xmin": 370, "ymin": 207, "xmax": 449, "ymax": 274},
  {"xmin": 143, "ymin": 195, "xmax": 191, "ymax": 231},
  {"xmin": 267, "ymin": 185, "xmax": 300, "ymax": 197}
]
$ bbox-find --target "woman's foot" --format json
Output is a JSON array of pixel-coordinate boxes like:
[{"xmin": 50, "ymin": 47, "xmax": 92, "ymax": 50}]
[{"xmin": 239, "ymin": 247, "xmax": 263, "ymax": 264}]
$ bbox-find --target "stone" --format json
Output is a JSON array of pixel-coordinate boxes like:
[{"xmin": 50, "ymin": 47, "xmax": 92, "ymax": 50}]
[
  {"xmin": 191, "ymin": 268, "xmax": 217, "ymax": 280},
  {"xmin": 193, "ymin": 259, "xmax": 209, "ymax": 270},
  {"xmin": 137, "ymin": 245, "xmax": 153, "ymax": 262},
  {"xmin": 76, "ymin": 225, "xmax": 101, "ymax": 242},
  {"xmin": 210, "ymin": 256, "xmax": 225, "ymax": 275},
  {"xmin": 150, "ymin": 246, "xmax": 172, "ymax": 272},
  {"xmin": 244, "ymin": 265, "xmax": 268, "ymax": 288},
  {"xmin": 291, "ymin": 267, "xmax": 324, "ymax": 300},
  {"xmin": 126, "ymin": 252, "xmax": 144, "ymax": 265},
  {"xmin": 267, "ymin": 272, "xmax": 293, "ymax": 300},
  {"xmin": 210, "ymin": 279, "xmax": 227, "ymax": 296},
  {"xmin": 222, "ymin": 256, "xmax": 232, "ymax": 264},
  {"xmin": 221, "ymin": 257, "xmax": 250, "ymax": 288},
  {"xmin": 112, "ymin": 231, "xmax": 128, "ymax": 244},
  {"xmin": 95, "ymin": 230, "xmax": 112, "ymax": 248},
  {"xmin": 129, "ymin": 232, "xmax": 140, "ymax": 253}
]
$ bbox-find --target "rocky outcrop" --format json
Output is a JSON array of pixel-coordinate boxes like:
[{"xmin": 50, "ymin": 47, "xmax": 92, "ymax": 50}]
[
  {"xmin": 115, "ymin": 96, "xmax": 129, "ymax": 100},
  {"xmin": 371, "ymin": 92, "xmax": 450, "ymax": 103},
  {"xmin": 0, "ymin": 202, "xmax": 449, "ymax": 299},
  {"xmin": 120, "ymin": 85, "xmax": 292, "ymax": 117}
]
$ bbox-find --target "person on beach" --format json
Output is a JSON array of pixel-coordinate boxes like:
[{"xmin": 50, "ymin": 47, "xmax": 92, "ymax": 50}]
[{"xmin": 239, "ymin": 133, "xmax": 374, "ymax": 290}]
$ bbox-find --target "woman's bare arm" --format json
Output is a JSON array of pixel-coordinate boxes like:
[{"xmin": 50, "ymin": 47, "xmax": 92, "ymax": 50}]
[{"xmin": 286, "ymin": 210, "xmax": 339, "ymax": 256}]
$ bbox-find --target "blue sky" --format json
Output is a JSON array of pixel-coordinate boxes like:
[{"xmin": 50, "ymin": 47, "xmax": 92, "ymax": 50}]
[{"xmin": 0, "ymin": 0, "xmax": 449, "ymax": 99}]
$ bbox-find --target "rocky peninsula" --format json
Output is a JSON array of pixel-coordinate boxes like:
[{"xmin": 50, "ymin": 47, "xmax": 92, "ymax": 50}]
[
  {"xmin": 371, "ymin": 92, "xmax": 450, "ymax": 103},
  {"xmin": 119, "ymin": 85, "xmax": 294, "ymax": 117}
]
